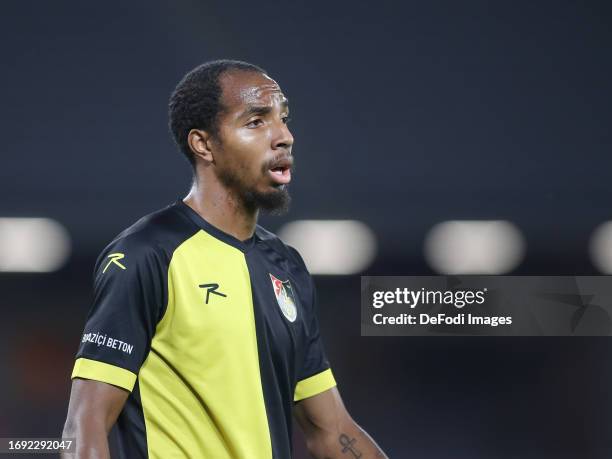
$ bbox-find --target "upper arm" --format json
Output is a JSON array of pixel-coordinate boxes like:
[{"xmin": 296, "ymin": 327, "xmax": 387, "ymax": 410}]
[
  {"xmin": 64, "ymin": 378, "xmax": 130, "ymax": 434},
  {"xmin": 293, "ymin": 386, "xmax": 352, "ymax": 437}
]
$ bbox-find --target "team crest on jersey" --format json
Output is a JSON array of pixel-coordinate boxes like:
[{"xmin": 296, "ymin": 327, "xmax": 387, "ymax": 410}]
[{"xmin": 269, "ymin": 273, "xmax": 297, "ymax": 322}]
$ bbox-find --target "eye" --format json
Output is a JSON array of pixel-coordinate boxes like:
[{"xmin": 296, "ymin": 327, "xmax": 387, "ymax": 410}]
[
  {"xmin": 282, "ymin": 116, "xmax": 292, "ymax": 124},
  {"xmin": 246, "ymin": 118, "xmax": 263, "ymax": 128}
]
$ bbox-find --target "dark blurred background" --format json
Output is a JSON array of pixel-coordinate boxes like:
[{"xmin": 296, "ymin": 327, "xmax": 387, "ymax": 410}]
[{"xmin": 1, "ymin": 1, "xmax": 611, "ymax": 457}]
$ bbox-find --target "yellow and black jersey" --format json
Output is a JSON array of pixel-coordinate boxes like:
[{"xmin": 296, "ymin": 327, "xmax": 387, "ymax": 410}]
[{"xmin": 71, "ymin": 200, "xmax": 336, "ymax": 458}]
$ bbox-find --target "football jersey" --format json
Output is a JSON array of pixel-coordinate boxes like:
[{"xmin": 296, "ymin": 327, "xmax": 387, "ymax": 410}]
[{"xmin": 71, "ymin": 200, "xmax": 336, "ymax": 458}]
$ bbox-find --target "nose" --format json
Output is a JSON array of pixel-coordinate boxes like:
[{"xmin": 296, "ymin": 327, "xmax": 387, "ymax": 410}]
[{"xmin": 271, "ymin": 119, "xmax": 294, "ymax": 151}]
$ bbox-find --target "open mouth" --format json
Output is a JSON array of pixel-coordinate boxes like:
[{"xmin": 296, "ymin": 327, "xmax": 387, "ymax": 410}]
[{"xmin": 268, "ymin": 158, "xmax": 292, "ymax": 185}]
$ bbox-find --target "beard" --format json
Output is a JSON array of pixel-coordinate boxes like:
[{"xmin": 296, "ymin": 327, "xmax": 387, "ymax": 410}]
[
  {"xmin": 216, "ymin": 161, "xmax": 292, "ymax": 216},
  {"xmin": 243, "ymin": 185, "xmax": 291, "ymax": 215}
]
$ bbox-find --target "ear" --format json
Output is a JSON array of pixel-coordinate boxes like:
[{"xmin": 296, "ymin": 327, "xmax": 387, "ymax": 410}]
[{"xmin": 187, "ymin": 129, "xmax": 216, "ymax": 164}]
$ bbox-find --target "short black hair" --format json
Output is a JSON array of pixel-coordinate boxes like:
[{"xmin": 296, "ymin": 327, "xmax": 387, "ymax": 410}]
[{"xmin": 168, "ymin": 59, "xmax": 266, "ymax": 167}]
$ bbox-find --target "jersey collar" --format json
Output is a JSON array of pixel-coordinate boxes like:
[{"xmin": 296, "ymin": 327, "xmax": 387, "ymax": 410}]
[{"xmin": 175, "ymin": 199, "xmax": 256, "ymax": 253}]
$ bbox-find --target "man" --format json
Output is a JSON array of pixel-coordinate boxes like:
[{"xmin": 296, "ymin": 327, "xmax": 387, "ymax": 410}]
[{"xmin": 62, "ymin": 60, "xmax": 388, "ymax": 459}]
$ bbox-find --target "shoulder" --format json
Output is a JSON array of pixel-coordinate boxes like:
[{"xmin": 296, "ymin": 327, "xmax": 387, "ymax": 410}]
[
  {"xmin": 255, "ymin": 224, "xmax": 309, "ymax": 275},
  {"xmin": 95, "ymin": 203, "xmax": 198, "ymax": 273}
]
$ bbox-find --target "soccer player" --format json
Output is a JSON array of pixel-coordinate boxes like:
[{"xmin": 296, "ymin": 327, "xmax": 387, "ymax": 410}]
[{"xmin": 62, "ymin": 60, "xmax": 388, "ymax": 459}]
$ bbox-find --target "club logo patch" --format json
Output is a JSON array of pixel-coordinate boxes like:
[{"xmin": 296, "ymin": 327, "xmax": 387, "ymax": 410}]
[{"xmin": 269, "ymin": 273, "xmax": 297, "ymax": 322}]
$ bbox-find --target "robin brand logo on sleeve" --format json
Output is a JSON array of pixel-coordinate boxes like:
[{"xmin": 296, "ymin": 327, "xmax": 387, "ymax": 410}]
[
  {"xmin": 102, "ymin": 253, "xmax": 127, "ymax": 273},
  {"xmin": 269, "ymin": 273, "xmax": 297, "ymax": 322}
]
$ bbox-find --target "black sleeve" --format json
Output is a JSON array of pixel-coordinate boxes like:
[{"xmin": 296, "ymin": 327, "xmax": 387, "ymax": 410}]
[
  {"xmin": 288, "ymin": 247, "xmax": 337, "ymax": 400},
  {"xmin": 298, "ymin": 282, "xmax": 331, "ymax": 380},
  {"xmin": 71, "ymin": 235, "xmax": 167, "ymax": 391}
]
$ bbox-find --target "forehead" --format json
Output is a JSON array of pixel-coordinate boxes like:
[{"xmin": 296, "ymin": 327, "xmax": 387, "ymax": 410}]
[{"xmin": 219, "ymin": 71, "xmax": 287, "ymax": 112}]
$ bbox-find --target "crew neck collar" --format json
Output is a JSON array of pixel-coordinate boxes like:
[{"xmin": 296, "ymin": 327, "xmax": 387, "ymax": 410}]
[{"xmin": 175, "ymin": 199, "xmax": 257, "ymax": 252}]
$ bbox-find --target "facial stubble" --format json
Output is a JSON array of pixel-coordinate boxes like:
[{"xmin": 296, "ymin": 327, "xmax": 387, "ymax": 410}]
[{"xmin": 216, "ymin": 159, "xmax": 292, "ymax": 216}]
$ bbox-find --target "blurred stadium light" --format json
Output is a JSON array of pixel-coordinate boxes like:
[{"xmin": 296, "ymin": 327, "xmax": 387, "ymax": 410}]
[
  {"xmin": 589, "ymin": 221, "xmax": 612, "ymax": 273},
  {"xmin": 278, "ymin": 220, "xmax": 377, "ymax": 275},
  {"xmin": 0, "ymin": 218, "xmax": 71, "ymax": 272},
  {"xmin": 424, "ymin": 220, "xmax": 525, "ymax": 274}
]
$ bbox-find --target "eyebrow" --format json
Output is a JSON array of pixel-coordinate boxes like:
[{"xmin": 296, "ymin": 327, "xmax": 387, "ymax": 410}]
[{"xmin": 240, "ymin": 99, "xmax": 290, "ymax": 119}]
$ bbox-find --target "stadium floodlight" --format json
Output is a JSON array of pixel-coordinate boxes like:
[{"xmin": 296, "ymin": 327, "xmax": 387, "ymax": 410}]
[
  {"xmin": 424, "ymin": 220, "xmax": 525, "ymax": 274},
  {"xmin": 0, "ymin": 217, "xmax": 71, "ymax": 272},
  {"xmin": 589, "ymin": 221, "xmax": 612, "ymax": 274},
  {"xmin": 278, "ymin": 220, "xmax": 377, "ymax": 275}
]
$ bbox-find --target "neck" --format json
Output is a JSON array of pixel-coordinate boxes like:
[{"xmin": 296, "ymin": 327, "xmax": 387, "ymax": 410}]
[{"xmin": 183, "ymin": 174, "xmax": 259, "ymax": 242}]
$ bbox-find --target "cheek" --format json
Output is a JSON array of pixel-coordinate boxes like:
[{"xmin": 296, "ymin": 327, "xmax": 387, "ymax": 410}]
[
  {"xmin": 217, "ymin": 146, "xmax": 262, "ymax": 185},
  {"xmin": 217, "ymin": 126, "xmax": 271, "ymax": 178},
  {"xmin": 230, "ymin": 131, "xmax": 269, "ymax": 169},
  {"xmin": 236, "ymin": 158, "xmax": 256, "ymax": 180},
  {"xmin": 236, "ymin": 128, "xmax": 270, "ymax": 152}
]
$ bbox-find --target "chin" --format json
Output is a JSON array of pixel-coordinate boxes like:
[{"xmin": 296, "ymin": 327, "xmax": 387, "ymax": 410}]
[{"xmin": 245, "ymin": 186, "xmax": 291, "ymax": 215}]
